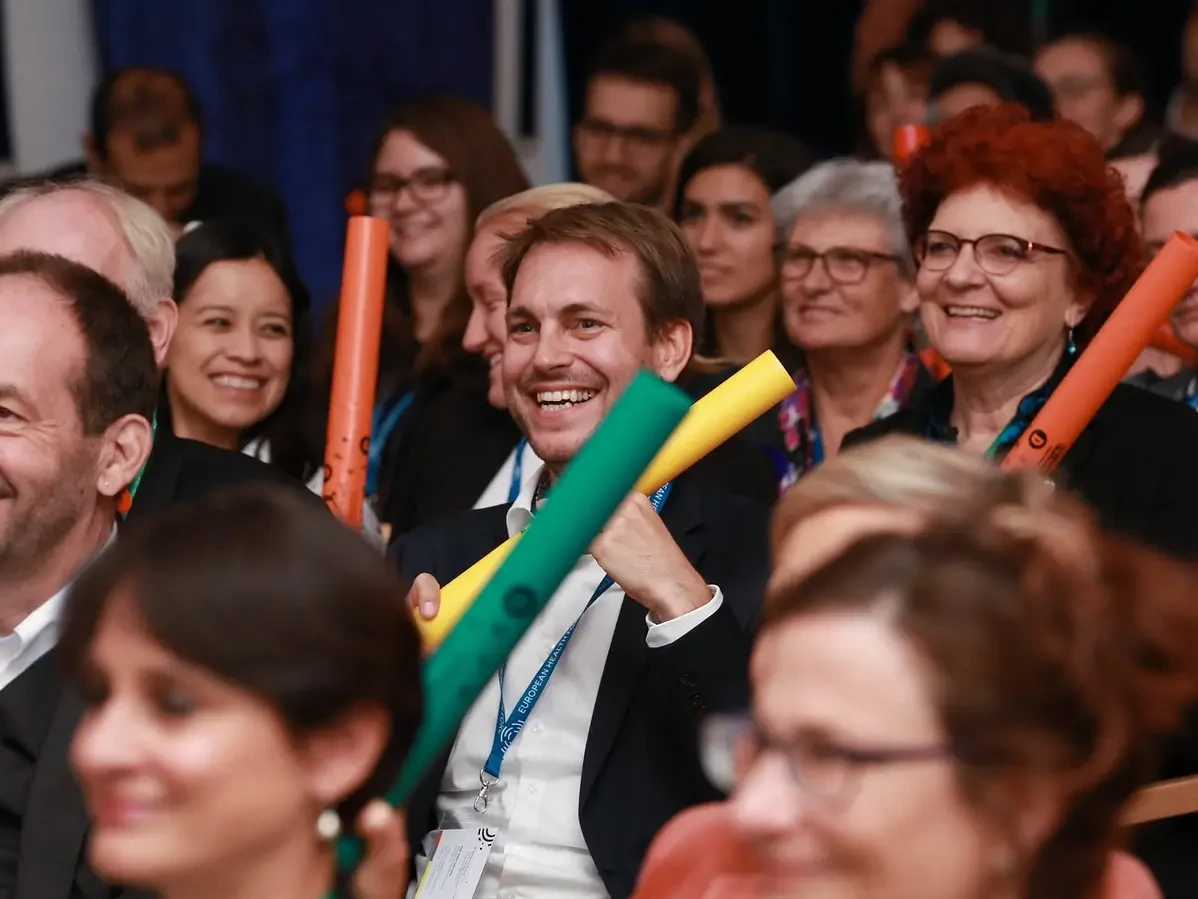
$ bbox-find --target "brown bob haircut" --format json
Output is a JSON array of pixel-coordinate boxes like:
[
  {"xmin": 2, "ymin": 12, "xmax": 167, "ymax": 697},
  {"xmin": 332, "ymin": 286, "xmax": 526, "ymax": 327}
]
[{"xmin": 58, "ymin": 485, "xmax": 423, "ymax": 823}]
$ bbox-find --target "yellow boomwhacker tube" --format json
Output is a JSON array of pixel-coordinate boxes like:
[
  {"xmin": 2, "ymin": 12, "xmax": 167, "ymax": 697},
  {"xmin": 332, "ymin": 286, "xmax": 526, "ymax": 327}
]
[{"xmin": 415, "ymin": 351, "xmax": 796, "ymax": 649}]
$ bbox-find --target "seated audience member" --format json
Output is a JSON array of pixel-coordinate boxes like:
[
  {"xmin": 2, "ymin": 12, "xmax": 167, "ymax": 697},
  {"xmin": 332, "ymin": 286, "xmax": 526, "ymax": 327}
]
[
  {"xmin": 384, "ymin": 183, "xmax": 780, "ymax": 536},
  {"xmin": 929, "ymin": 46, "xmax": 1055, "ymax": 122},
  {"xmin": 393, "ymin": 202, "xmax": 771, "ymax": 899},
  {"xmin": 674, "ymin": 127, "xmax": 813, "ymax": 366},
  {"xmin": 1129, "ymin": 140, "xmax": 1198, "ymax": 405},
  {"xmin": 904, "ymin": 0, "xmax": 1033, "ymax": 59},
  {"xmin": 60, "ymin": 486, "xmax": 423, "ymax": 899},
  {"xmin": 0, "ymin": 180, "xmax": 311, "ymax": 519},
  {"xmin": 574, "ymin": 34, "xmax": 704, "ymax": 210},
  {"xmin": 1034, "ymin": 32, "xmax": 1157, "ymax": 158},
  {"xmin": 861, "ymin": 41, "xmax": 937, "ymax": 159},
  {"xmin": 323, "ymin": 94, "xmax": 529, "ymax": 527},
  {"xmin": 164, "ymin": 220, "xmax": 319, "ymax": 484},
  {"xmin": 726, "ymin": 471, "xmax": 1194, "ymax": 899},
  {"xmin": 5, "ymin": 68, "xmax": 288, "ymax": 243},
  {"xmin": 381, "ymin": 183, "xmax": 610, "ymax": 534},
  {"xmin": 769, "ymin": 160, "xmax": 935, "ymax": 489},
  {"xmin": 844, "ymin": 105, "xmax": 1198, "ymax": 563}
]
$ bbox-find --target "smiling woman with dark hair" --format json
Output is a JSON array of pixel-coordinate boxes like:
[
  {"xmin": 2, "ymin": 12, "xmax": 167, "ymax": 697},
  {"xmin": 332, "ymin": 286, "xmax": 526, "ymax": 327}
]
[{"xmin": 60, "ymin": 485, "xmax": 423, "ymax": 899}]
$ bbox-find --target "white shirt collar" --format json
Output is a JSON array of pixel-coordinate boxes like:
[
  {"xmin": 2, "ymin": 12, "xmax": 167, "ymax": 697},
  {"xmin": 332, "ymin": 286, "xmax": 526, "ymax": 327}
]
[{"xmin": 504, "ymin": 461, "xmax": 547, "ymax": 538}]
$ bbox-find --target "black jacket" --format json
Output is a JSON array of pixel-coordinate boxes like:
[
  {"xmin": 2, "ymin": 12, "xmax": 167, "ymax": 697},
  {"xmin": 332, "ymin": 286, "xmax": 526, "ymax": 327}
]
[{"xmin": 390, "ymin": 474, "xmax": 770, "ymax": 899}]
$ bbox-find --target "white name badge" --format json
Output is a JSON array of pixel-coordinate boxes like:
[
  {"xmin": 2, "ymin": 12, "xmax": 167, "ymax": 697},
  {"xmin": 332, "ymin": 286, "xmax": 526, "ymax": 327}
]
[{"xmin": 413, "ymin": 827, "xmax": 496, "ymax": 899}]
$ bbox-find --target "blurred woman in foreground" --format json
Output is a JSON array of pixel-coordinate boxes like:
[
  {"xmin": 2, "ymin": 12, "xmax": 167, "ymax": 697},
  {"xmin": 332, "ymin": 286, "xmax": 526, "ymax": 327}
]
[
  {"xmin": 733, "ymin": 481, "xmax": 1198, "ymax": 899},
  {"xmin": 635, "ymin": 438, "xmax": 1171, "ymax": 899},
  {"xmin": 60, "ymin": 487, "xmax": 423, "ymax": 899}
]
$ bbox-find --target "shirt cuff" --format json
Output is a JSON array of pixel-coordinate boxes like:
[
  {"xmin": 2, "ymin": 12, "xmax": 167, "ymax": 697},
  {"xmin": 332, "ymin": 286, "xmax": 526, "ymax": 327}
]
[{"xmin": 644, "ymin": 586, "xmax": 723, "ymax": 648}]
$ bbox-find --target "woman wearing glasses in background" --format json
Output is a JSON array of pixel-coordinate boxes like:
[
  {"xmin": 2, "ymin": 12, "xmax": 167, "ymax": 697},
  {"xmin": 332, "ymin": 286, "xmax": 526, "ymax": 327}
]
[
  {"xmin": 312, "ymin": 95, "xmax": 529, "ymax": 534},
  {"xmin": 769, "ymin": 159, "xmax": 937, "ymax": 489},
  {"xmin": 844, "ymin": 103, "xmax": 1198, "ymax": 560}
]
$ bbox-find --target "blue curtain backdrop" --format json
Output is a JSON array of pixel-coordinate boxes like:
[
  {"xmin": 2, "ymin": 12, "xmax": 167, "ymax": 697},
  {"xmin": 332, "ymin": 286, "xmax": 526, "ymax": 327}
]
[{"xmin": 92, "ymin": 0, "xmax": 493, "ymax": 307}]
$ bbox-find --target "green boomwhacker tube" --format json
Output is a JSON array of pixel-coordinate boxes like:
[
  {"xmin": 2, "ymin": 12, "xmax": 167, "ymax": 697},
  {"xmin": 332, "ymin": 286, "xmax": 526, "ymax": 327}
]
[{"xmin": 333, "ymin": 370, "xmax": 693, "ymax": 878}]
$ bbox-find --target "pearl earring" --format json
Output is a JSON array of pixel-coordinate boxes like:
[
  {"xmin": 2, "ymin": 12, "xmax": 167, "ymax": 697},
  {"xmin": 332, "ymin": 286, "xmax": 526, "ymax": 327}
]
[{"xmin": 316, "ymin": 808, "xmax": 341, "ymax": 841}]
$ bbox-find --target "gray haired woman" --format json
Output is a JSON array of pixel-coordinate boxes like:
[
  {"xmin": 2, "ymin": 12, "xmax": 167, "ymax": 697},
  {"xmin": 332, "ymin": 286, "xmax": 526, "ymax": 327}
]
[{"xmin": 771, "ymin": 158, "xmax": 936, "ymax": 488}]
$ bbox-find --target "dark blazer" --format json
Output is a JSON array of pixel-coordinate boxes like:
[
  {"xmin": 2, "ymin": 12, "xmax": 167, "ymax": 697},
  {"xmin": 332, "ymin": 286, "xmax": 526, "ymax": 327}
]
[
  {"xmin": 391, "ymin": 475, "xmax": 770, "ymax": 899},
  {"xmin": 14, "ymin": 434, "xmax": 312, "ymax": 899},
  {"xmin": 380, "ymin": 376, "xmax": 783, "ymax": 539},
  {"xmin": 843, "ymin": 377, "xmax": 1198, "ymax": 899}
]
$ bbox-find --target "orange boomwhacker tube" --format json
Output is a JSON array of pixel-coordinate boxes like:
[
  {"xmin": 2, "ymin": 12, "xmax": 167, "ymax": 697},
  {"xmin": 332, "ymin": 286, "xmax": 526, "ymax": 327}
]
[
  {"xmin": 1001, "ymin": 231, "xmax": 1198, "ymax": 473},
  {"xmin": 323, "ymin": 216, "xmax": 390, "ymax": 526},
  {"xmin": 892, "ymin": 124, "xmax": 930, "ymax": 167},
  {"xmin": 1149, "ymin": 320, "xmax": 1198, "ymax": 365}
]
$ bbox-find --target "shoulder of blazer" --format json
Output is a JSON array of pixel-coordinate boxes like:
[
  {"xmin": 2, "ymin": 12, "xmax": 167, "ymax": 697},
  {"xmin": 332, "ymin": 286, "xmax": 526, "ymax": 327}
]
[{"xmin": 388, "ymin": 504, "xmax": 511, "ymax": 583}]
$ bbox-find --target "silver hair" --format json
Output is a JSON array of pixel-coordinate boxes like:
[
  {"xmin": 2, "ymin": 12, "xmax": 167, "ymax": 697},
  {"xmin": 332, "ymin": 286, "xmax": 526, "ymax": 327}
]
[
  {"xmin": 772, "ymin": 159, "xmax": 914, "ymax": 278},
  {"xmin": 0, "ymin": 179, "xmax": 175, "ymax": 320}
]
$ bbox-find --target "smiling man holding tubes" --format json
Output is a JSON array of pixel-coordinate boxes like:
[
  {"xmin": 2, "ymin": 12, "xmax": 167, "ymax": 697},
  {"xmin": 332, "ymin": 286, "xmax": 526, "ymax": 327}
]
[{"xmin": 389, "ymin": 202, "xmax": 782, "ymax": 899}]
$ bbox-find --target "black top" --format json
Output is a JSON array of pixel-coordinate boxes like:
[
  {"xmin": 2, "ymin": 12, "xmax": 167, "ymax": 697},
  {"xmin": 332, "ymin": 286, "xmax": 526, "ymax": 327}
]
[
  {"xmin": 127, "ymin": 428, "xmax": 316, "ymax": 522},
  {"xmin": 390, "ymin": 474, "xmax": 770, "ymax": 899},
  {"xmin": 3, "ymin": 160, "xmax": 290, "ymax": 251},
  {"xmin": 843, "ymin": 375, "xmax": 1198, "ymax": 561}
]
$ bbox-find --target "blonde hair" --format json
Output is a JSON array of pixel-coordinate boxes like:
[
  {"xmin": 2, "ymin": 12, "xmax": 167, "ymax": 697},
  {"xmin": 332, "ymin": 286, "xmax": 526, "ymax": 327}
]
[
  {"xmin": 771, "ymin": 436, "xmax": 1014, "ymax": 553},
  {"xmin": 0, "ymin": 179, "xmax": 175, "ymax": 320},
  {"xmin": 475, "ymin": 182, "xmax": 615, "ymax": 231}
]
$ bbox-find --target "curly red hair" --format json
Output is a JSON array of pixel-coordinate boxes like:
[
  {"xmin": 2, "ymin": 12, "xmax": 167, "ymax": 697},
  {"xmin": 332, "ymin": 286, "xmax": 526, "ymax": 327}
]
[{"xmin": 901, "ymin": 104, "xmax": 1144, "ymax": 345}]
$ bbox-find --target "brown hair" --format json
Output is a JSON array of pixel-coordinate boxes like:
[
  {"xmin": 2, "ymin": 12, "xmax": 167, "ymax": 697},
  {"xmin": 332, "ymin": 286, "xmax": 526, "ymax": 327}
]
[
  {"xmin": 0, "ymin": 250, "xmax": 157, "ymax": 434},
  {"xmin": 765, "ymin": 480, "xmax": 1198, "ymax": 899},
  {"xmin": 496, "ymin": 201, "xmax": 705, "ymax": 346},
  {"xmin": 314, "ymin": 94, "xmax": 530, "ymax": 404},
  {"xmin": 59, "ymin": 484, "xmax": 423, "ymax": 824}
]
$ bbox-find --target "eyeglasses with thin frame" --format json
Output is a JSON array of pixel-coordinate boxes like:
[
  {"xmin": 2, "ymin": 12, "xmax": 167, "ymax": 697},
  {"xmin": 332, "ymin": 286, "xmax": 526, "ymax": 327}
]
[
  {"xmin": 367, "ymin": 167, "xmax": 456, "ymax": 208},
  {"xmin": 576, "ymin": 117, "xmax": 677, "ymax": 152},
  {"xmin": 700, "ymin": 714, "xmax": 952, "ymax": 811},
  {"xmin": 914, "ymin": 230, "xmax": 1069, "ymax": 276},
  {"xmin": 780, "ymin": 244, "xmax": 901, "ymax": 286}
]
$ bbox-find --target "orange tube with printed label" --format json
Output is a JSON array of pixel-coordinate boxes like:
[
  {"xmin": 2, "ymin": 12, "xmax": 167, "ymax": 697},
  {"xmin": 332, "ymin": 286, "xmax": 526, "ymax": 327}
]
[
  {"xmin": 323, "ymin": 216, "xmax": 390, "ymax": 526},
  {"xmin": 1002, "ymin": 232, "xmax": 1198, "ymax": 473}
]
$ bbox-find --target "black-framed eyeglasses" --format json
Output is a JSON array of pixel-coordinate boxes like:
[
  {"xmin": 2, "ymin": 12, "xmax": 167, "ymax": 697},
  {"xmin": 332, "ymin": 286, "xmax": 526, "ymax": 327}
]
[
  {"xmin": 780, "ymin": 244, "xmax": 900, "ymax": 286},
  {"xmin": 576, "ymin": 117, "xmax": 677, "ymax": 150},
  {"xmin": 700, "ymin": 714, "xmax": 952, "ymax": 811},
  {"xmin": 914, "ymin": 230, "xmax": 1069, "ymax": 276},
  {"xmin": 367, "ymin": 167, "xmax": 456, "ymax": 207}
]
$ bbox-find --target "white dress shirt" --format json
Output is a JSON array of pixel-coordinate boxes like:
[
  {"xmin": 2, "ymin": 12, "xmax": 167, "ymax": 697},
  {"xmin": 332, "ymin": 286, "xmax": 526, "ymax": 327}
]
[
  {"xmin": 474, "ymin": 440, "xmax": 543, "ymax": 510},
  {"xmin": 412, "ymin": 464, "xmax": 723, "ymax": 899},
  {"xmin": 0, "ymin": 526, "xmax": 118, "ymax": 692}
]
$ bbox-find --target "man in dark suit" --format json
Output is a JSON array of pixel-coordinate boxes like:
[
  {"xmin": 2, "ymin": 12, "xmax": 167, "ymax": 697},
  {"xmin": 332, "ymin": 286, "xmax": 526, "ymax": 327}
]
[
  {"xmin": 393, "ymin": 202, "xmax": 770, "ymax": 899},
  {"xmin": 3, "ymin": 68, "xmax": 288, "ymax": 247},
  {"xmin": 0, "ymin": 184, "xmax": 408, "ymax": 898}
]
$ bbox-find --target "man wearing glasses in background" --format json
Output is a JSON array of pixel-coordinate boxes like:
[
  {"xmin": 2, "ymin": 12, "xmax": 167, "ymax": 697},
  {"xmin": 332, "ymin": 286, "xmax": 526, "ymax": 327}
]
[{"xmin": 573, "ymin": 35, "xmax": 704, "ymax": 211}]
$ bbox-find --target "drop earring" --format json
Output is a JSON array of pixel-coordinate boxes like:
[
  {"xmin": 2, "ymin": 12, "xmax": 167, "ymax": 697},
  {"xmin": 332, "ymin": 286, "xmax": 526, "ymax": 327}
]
[
  {"xmin": 316, "ymin": 808, "xmax": 342, "ymax": 841},
  {"xmin": 1066, "ymin": 326, "xmax": 1077, "ymax": 356}
]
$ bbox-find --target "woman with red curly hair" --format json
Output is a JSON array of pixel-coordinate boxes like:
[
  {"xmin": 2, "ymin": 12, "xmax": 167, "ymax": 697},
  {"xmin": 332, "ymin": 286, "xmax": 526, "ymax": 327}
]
[{"xmin": 845, "ymin": 104, "xmax": 1198, "ymax": 561}]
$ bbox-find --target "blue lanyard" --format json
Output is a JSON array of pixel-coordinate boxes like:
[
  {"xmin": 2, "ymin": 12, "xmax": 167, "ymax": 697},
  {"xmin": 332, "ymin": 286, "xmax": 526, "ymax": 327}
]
[
  {"xmin": 366, "ymin": 392, "xmax": 414, "ymax": 496},
  {"xmin": 507, "ymin": 438, "xmax": 529, "ymax": 503},
  {"xmin": 473, "ymin": 480, "xmax": 674, "ymax": 812}
]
